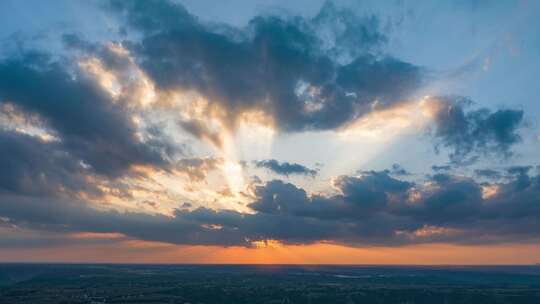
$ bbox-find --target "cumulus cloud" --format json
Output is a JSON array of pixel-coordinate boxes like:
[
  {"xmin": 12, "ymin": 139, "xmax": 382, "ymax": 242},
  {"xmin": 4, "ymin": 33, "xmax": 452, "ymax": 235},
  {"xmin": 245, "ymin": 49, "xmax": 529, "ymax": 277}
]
[
  {"xmin": 105, "ymin": 0, "xmax": 424, "ymax": 136},
  {"xmin": 254, "ymin": 159, "xmax": 318, "ymax": 177},
  {"xmin": 428, "ymin": 96, "xmax": 524, "ymax": 165},
  {"xmin": 0, "ymin": 53, "xmax": 173, "ymax": 177}
]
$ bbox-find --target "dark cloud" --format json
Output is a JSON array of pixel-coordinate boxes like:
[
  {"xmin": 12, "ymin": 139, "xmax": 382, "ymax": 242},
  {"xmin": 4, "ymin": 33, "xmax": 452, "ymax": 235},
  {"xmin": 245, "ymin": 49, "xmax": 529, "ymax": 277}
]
[
  {"xmin": 244, "ymin": 170, "xmax": 540, "ymax": 245},
  {"xmin": 61, "ymin": 33, "xmax": 98, "ymax": 53},
  {"xmin": 248, "ymin": 180, "xmax": 310, "ymax": 215},
  {"xmin": 0, "ymin": 193, "xmax": 338, "ymax": 247},
  {"xmin": 429, "ymin": 96, "xmax": 524, "ymax": 165},
  {"xmin": 505, "ymin": 166, "xmax": 533, "ymax": 190},
  {"xmin": 506, "ymin": 165, "xmax": 532, "ymax": 176},
  {"xmin": 389, "ymin": 164, "xmax": 410, "ymax": 176},
  {"xmin": 108, "ymin": 0, "xmax": 197, "ymax": 35},
  {"xmin": 1, "ymin": 167, "xmax": 540, "ymax": 247},
  {"xmin": 0, "ymin": 227, "xmax": 129, "ymax": 249},
  {"xmin": 432, "ymin": 165, "xmax": 452, "ymax": 172},
  {"xmin": 254, "ymin": 159, "xmax": 317, "ymax": 177},
  {"xmin": 312, "ymin": 1, "xmax": 387, "ymax": 61},
  {"xmin": 249, "ymin": 171, "xmax": 412, "ymax": 222},
  {"xmin": 403, "ymin": 175, "xmax": 484, "ymax": 224},
  {"xmin": 474, "ymin": 169, "xmax": 501, "ymax": 179},
  {"xmin": 0, "ymin": 130, "xmax": 95, "ymax": 196},
  {"xmin": 106, "ymin": 0, "xmax": 424, "ymax": 135},
  {"xmin": 331, "ymin": 172, "xmax": 412, "ymax": 216},
  {"xmin": 0, "ymin": 54, "xmax": 171, "ymax": 177}
]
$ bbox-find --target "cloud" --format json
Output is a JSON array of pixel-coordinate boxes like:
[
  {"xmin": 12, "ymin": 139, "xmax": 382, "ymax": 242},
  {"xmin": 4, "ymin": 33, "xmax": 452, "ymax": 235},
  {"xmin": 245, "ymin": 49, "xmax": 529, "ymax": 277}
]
[
  {"xmin": 312, "ymin": 1, "xmax": 387, "ymax": 61},
  {"xmin": 506, "ymin": 165, "xmax": 532, "ymax": 176},
  {"xmin": 474, "ymin": 169, "xmax": 501, "ymax": 179},
  {"xmin": 505, "ymin": 166, "xmax": 533, "ymax": 190},
  {"xmin": 1, "ymin": 167, "xmax": 540, "ymax": 247},
  {"xmin": 428, "ymin": 96, "xmax": 524, "ymax": 165},
  {"xmin": 432, "ymin": 165, "xmax": 452, "ymax": 172},
  {"xmin": 105, "ymin": 0, "xmax": 424, "ymax": 137},
  {"xmin": 254, "ymin": 159, "xmax": 317, "ymax": 177},
  {"xmin": 245, "ymin": 170, "xmax": 540, "ymax": 245},
  {"xmin": 389, "ymin": 164, "xmax": 410, "ymax": 176},
  {"xmin": 0, "ymin": 53, "xmax": 173, "ymax": 177},
  {"xmin": 175, "ymin": 157, "xmax": 223, "ymax": 182},
  {"xmin": 0, "ymin": 129, "xmax": 95, "ymax": 196}
]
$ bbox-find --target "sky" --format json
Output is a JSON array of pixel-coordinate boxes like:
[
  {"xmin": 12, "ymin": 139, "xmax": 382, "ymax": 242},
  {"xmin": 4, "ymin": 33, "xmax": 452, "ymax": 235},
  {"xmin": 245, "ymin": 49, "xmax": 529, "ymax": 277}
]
[{"xmin": 0, "ymin": 0, "xmax": 540, "ymax": 264}]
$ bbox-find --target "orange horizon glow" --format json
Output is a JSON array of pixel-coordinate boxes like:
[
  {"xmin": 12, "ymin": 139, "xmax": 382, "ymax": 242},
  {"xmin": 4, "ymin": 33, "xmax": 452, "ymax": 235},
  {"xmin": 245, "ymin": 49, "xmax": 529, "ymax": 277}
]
[{"xmin": 2, "ymin": 241, "xmax": 540, "ymax": 265}]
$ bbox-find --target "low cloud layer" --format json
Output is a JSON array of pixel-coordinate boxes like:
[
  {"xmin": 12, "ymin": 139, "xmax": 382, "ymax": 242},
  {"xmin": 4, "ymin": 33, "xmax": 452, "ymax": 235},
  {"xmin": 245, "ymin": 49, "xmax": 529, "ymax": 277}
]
[{"xmin": 1, "ymin": 168, "xmax": 540, "ymax": 248}]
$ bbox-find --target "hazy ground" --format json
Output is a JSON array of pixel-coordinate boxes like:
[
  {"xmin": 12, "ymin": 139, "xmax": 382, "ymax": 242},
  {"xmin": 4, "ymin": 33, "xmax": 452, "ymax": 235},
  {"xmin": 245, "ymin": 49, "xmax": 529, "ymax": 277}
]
[{"xmin": 0, "ymin": 264, "xmax": 539, "ymax": 303}]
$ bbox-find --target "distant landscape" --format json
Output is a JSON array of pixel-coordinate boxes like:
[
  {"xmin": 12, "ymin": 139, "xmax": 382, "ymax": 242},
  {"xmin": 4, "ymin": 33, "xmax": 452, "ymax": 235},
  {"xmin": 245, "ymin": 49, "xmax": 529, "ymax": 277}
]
[{"xmin": 1, "ymin": 264, "xmax": 539, "ymax": 303}]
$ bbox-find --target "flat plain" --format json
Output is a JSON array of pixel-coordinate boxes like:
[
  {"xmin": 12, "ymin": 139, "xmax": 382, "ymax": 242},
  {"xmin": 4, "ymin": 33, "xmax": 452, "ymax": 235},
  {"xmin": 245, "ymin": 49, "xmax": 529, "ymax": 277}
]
[{"xmin": 1, "ymin": 264, "xmax": 539, "ymax": 303}]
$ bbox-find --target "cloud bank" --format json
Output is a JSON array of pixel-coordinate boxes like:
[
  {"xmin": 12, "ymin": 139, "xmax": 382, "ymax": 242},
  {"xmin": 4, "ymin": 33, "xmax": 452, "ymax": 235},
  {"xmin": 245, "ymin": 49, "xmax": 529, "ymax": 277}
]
[{"xmin": 1, "ymin": 169, "xmax": 540, "ymax": 247}]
